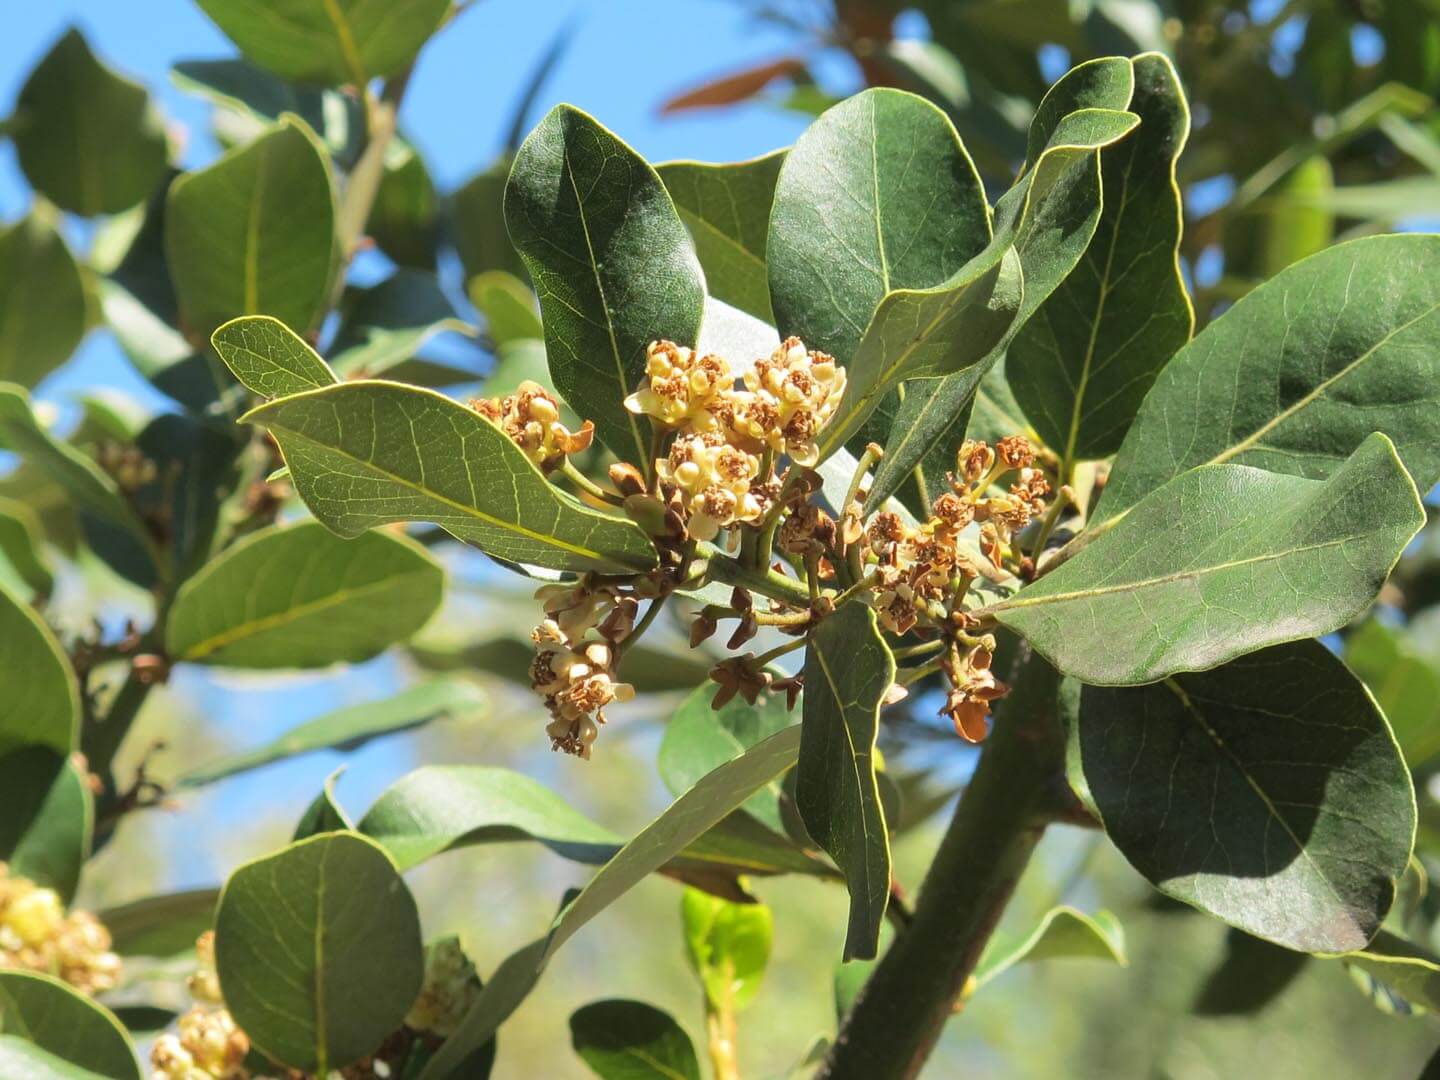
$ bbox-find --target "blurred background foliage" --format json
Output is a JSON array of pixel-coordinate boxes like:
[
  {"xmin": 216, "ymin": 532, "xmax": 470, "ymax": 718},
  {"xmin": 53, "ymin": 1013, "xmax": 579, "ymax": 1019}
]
[{"xmin": 2, "ymin": 0, "xmax": 1440, "ymax": 1076}]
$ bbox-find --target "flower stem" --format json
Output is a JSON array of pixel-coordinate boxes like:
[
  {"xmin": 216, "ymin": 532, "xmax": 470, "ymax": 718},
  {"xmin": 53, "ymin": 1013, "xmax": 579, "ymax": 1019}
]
[
  {"xmin": 752, "ymin": 636, "xmax": 807, "ymax": 668},
  {"xmin": 700, "ymin": 542, "xmax": 811, "ymax": 607},
  {"xmin": 559, "ymin": 459, "xmax": 622, "ymax": 504}
]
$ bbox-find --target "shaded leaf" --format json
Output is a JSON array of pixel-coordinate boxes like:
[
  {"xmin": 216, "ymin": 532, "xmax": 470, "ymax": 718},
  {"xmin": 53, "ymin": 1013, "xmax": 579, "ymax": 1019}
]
[
  {"xmin": 468, "ymin": 270, "xmax": 542, "ymax": 346},
  {"xmin": 369, "ymin": 138, "xmax": 439, "ymax": 269},
  {"xmin": 328, "ymin": 270, "xmax": 472, "ymax": 378},
  {"xmin": 97, "ymin": 889, "xmax": 219, "ymax": 958},
  {"xmin": 0, "ymin": 1035, "xmax": 111, "ymax": 1080},
  {"xmin": 215, "ymin": 833, "xmax": 424, "ymax": 1073},
  {"xmin": 166, "ymin": 520, "xmax": 444, "ymax": 668},
  {"xmin": 212, "ymin": 314, "xmax": 338, "ymax": 398},
  {"xmin": 682, "ymin": 888, "xmax": 772, "ymax": 1013},
  {"xmin": 970, "ymin": 906, "xmax": 1126, "ymax": 992},
  {"xmin": 799, "ymin": 603, "xmax": 894, "ymax": 960},
  {"xmin": 294, "ymin": 769, "xmax": 355, "ymax": 840},
  {"xmin": 0, "ymin": 497, "xmax": 54, "ymax": 600},
  {"xmin": 9, "ymin": 762, "xmax": 91, "ymax": 905},
  {"xmin": 0, "ymin": 583, "xmax": 78, "ymax": 757},
  {"xmin": 0, "ymin": 972, "xmax": 141, "ymax": 1080},
  {"xmin": 0, "ymin": 216, "xmax": 86, "ymax": 389},
  {"xmin": 452, "ymin": 156, "xmax": 527, "ymax": 283},
  {"xmin": 1073, "ymin": 640, "xmax": 1415, "ymax": 952},
  {"xmin": 242, "ymin": 380, "xmax": 658, "ymax": 573},
  {"xmin": 990, "ymin": 434, "xmax": 1423, "ymax": 684},
  {"xmin": 506, "ymin": 104, "xmax": 705, "ymax": 469},
  {"xmin": 569, "ymin": 999, "xmax": 699, "ymax": 1080}
]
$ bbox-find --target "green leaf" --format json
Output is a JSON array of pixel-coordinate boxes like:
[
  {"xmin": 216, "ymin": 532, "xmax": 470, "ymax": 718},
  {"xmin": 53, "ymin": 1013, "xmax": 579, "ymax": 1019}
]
[
  {"xmin": 989, "ymin": 433, "xmax": 1423, "ymax": 684},
  {"xmin": 453, "ymin": 156, "xmax": 528, "ymax": 284},
  {"xmin": 1343, "ymin": 930, "xmax": 1440, "ymax": 1011},
  {"xmin": 0, "ymin": 583, "xmax": 78, "ymax": 757},
  {"xmin": 193, "ymin": 0, "xmax": 450, "ymax": 85},
  {"xmin": 1072, "ymin": 640, "xmax": 1415, "ymax": 953},
  {"xmin": 97, "ymin": 888, "xmax": 219, "ymax": 958},
  {"xmin": 241, "ymin": 380, "xmax": 658, "ymax": 573},
  {"xmin": 0, "ymin": 497, "xmax": 54, "ymax": 600},
  {"xmin": 0, "ymin": 216, "xmax": 86, "ymax": 389},
  {"xmin": 0, "ymin": 972, "xmax": 141, "ymax": 1080},
  {"xmin": 1007, "ymin": 52, "xmax": 1193, "ymax": 466},
  {"xmin": 1098, "ymin": 233, "xmax": 1440, "ymax": 523},
  {"xmin": 1224, "ymin": 156, "xmax": 1334, "ymax": 284},
  {"xmin": 179, "ymin": 677, "xmax": 483, "ymax": 786},
  {"xmin": 369, "ymin": 138, "xmax": 439, "ymax": 269},
  {"xmin": 1345, "ymin": 620, "xmax": 1440, "ymax": 770},
  {"xmin": 970, "ymin": 906, "xmax": 1126, "ymax": 992},
  {"xmin": 682, "ymin": 887, "xmax": 772, "ymax": 1013},
  {"xmin": 569, "ymin": 1000, "xmax": 700, "ymax": 1080},
  {"xmin": 798, "ymin": 603, "xmax": 894, "ymax": 961},
  {"xmin": 214, "ymin": 832, "xmax": 424, "ymax": 1073},
  {"xmin": 658, "ymin": 684, "xmax": 795, "ymax": 833},
  {"xmin": 657, "ymin": 151, "xmax": 786, "ymax": 322},
  {"xmin": 166, "ymin": 116, "xmax": 337, "ymax": 338},
  {"xmin": 328, "ymin": 270, "xmax": 471, "ymax": 378},
  {"xmin": 417, "ymin": 726, "xmax": 803, "ymax": 1078},
  {"xmin": 0, "ymin": 1035, "xmax": 111, "ymax": 1080},
  {"xmin": 12, "ymin": 29, "xmax": 168, "ymax": 216},
  {"xmin": 505, "ymin": 104, "xmax": 705, "ymax": 470},
  {"xmin": 468, "ymin": 270, "xmax": 543, "ymax": 346},
  {"xmin": 9, "ymin": 762, "xmax": 92, "ymax": 905},
  {"xmin": 165, "ymin": 520, "xmax": 444, "ymax": 668},
  {"xmin": 294, "ymin": 769, "xmax": 355, "ymax": 840},
  {"xmin": 212, "ymin": 314, "xmax": 338, "ymax": 398}
]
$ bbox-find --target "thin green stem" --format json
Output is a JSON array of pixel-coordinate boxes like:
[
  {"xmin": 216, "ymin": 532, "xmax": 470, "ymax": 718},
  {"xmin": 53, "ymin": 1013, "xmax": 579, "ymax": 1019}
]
[
  {"xmin": 699, "ymin": 542, "xmax": 811, "ymax": 607},
  {"xmin": 560, "ymin": 459, "xmax": 622, "ymax": 504},
  {"xmin": 752, "ymin": 636, "xmax": 807, "ymax": 668},
  {"xmin": 891, "ymin": 639, "xmax": 944, "ymax": 662},
  {"xmin": 896, "ymin": 655, "xmax": 944, "ymax": 686},
  {"xmin": 831, "ymin": 569, "xmax": 880, "ymax": 610}
]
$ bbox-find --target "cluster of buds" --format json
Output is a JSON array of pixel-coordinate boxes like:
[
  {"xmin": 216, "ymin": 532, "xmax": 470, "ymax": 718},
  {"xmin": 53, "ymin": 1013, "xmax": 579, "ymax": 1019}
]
[
  {"xmin": 530, "ymin": 578, "xmax": 637, "ymax": 758},
  {"xmin": 151, "ymin": 932, "xmax": 256, "ymax": 1080},
  {"xmin": 0, "ymin": 862, "xmax": 121, "ymax": 995},
  {"xmin": 471, "ymin": 380, "xmax": 594, "ymax": 473}
]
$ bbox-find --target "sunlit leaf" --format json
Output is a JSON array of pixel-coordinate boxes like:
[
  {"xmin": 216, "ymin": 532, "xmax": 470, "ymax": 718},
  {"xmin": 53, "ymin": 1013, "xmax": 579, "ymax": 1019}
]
[
  {"xmin": 682, "ymin": 887, "xmax": 772, "ymax": 1013},
  {"xmin": 212, "ymin": 314, "xmax": 338, "ymax": 398}
]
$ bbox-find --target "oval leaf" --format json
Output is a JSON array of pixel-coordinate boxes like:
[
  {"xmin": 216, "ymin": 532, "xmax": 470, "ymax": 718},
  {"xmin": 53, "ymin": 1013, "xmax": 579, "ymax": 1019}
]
[
  {"xmin": 9, "ymin": 761, "xmax": 92, "ymax": 905},
  {"xmin": 1073, "ymin": 640, "xmax": 1415, "ymax": 952},
  {"xmin": 97, "ymin": 888, "xmax": 219, "ymax": 958},
  {"xmin": 569, "ymin": 1000, "xmax": 700, "ymax": 1080},
  {"xmin": 0, "ymin": 972, "xmax": 141, "ymax": 1080},
  {"xmin": 212, "ymin": 314, "xmax": 338, "ymax": 398},
  {"xmin": 0, "ymin": 217, "xmax": 86, "ymax": 389},
  {"xmin": 0, "ymin": 583, "xmax": 78, "ymax": 757},
  {"xmin": 970, "ymin": 906, "xmax": 1126, "ymax": 993},
  {"xmin": 241, "ymin": 380, "xmax": 658, "ymax": 573},
  {"xmin": 682, "ymin": 888, "xmax": 773, "ymax": 1013},
  {"xmin": 214, "ymin": 832, "xmax": 424, "ymax": 1073}
]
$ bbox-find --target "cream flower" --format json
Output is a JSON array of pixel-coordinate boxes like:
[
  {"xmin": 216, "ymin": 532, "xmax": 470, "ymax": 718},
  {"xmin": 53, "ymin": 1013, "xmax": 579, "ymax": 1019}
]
[{"xmin": 472, "ymin": 380, "xmax": 594, "ymax": 472}]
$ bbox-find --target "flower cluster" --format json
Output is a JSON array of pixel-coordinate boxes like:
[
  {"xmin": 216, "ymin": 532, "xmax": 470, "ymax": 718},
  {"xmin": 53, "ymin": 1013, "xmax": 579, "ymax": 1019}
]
[
  {"xmin": 471, "ymin": 380, "xmax": 594, "ymax": 473},
  {"xmin": 151, "ymin": 932, "xmax": 255, "ymax": 1080},
  {"xmin": 0, "ymin": 862, "xmax": 121, "ymax": 995}
]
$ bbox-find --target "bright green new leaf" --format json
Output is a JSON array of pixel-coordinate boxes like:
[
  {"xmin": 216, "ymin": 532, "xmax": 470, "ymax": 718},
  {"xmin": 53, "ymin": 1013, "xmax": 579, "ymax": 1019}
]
[
  {"xmin": 989, "ymin": 433, "xmax": 1423, "ymax": 684},
  {"xmin": 1072, "ymin": 641, "xmax": 1415, "ymax": 953},
  {"xmin": 799, "ymin": 603, "xmax": 894, "ymax": 961},
  {"xmin": 166, "ymin": 117, "xmax": 337, "ymax": 337},
  {"xmin": 970, "ymin": 906, "xmax": 1126, "ymax": 993},
  {"xmin": 1345, "ymin": 620, "xmax": 1440, "ymax": 770},
  {"xmin": 328, "ymin": 270, "xmax": 472, "ymax": 378},
  {"xmin": 13, "ymin": 29, "xmax": 168, "ymax": 216},
  {"xmin": 417, "ymin": 725, "xmax": 803, "ymax": 1078},
  {"xmin": 682, "ymin": 887, "xmax": 773, "ymax": 1013},
  {"xmin": 178, "ymin": 678, "xmax": 483, "ymax": 786},
  {"xmin": 1343, "ymin": 931, "xmax": 1440, "ymax": 1011},
  {"xmin": 166, "ymin": 521, "xmax": 444, "ymax": 668},
  {"xmin": 193, "ymin": 0, "xmax": 450, "ymax": 85},
  {"xmin": 214, "ymin": 833, "xmax": 424, "ymax": 1073},
  {"xmin": 658, "ymin": 150, "xmax": 786, "ymax": 322},
  {"xmin": 506, "ymin": 104, "xmax": 705, "ymax": 469},
  {"xmin": 468, "ymin": 270, "xmax": 543, "ymax": 346},
  {"xmin": 98, "ymin": 889, "xmax": 219, "ymax": 958},
  {"xmin": 212, "ymin": 314, "xmax": 338, "ymax": 398},
  {"xmin": 9, "ymin": 762, "xmax": 92, "ymax": 905},
  {"xmin": 242, "ymin": 380, "xmax": 658, "ymax": 573},
  {"xmin": 0, "ymin": 583, "xmax": 78, "ymax": 757},
  {"xmin": 0, "ymin": 216, "xmax": 86, "ymax": 389},
  {"xmin": 0, "ymin": 972, "xmax": 141, "ymax": 1080},
  {"xmin": 1098, "ymin": 233, "xmax": 1440, "ymax": 521},
  {"xmin": 570, "ymin": 1000, "xmax": 700, "ymax": 1080},
  {"xmin": 0, "ymin": 497, "xmax": 54, "ymax": 600},
  {"xmin": 0, "ymin": 1035, "xmax": 111, "ymax": 1080},
  {"xmin": 1008, "ymin": 52, "xmax": 1193, "ymax": 466}
]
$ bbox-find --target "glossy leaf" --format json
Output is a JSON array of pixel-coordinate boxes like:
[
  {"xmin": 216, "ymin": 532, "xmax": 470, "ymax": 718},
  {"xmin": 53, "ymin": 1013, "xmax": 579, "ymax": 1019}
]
[
  {"xmin": 214, "ymin": 832, "xmax": 424, "ymax": 1073},
  {"xmin": 989, "ymin": 434, "xmax": 1422, "ymax": 684},
  {"xmin": 657, "ymin": 151, "xmax": 786, "ymax": 322},
  {"xmin": 0, "ymin": 972, "xmax": 141, "ymax": 1080},
  {"xmin": 193, "ymin": 0, "xmax": 450, "ymax": 85},
  {"xmin": 682, "ymin": 887, "xmax": 772, "ymax": 1013},
  {"xmin": 0, "ymin": 216, "xmax": 86, "ymax": 389},
  {"xmin": 179, "ymin": 678, "xmax": 483, "ymax": 786},
  {"xmin": 166, "ymin": 117, "xmax": 337, "ymax": 337},
  {"xmin": 970, "ymin": 906, "xmax": 1126, "ymax": 992},
  {"xmin": 0, "ymin": 583, "xmax": 78, "ymax": 757},
  {"xmin": 1073, "ymin": 641, "xmax": 1414, "ymax": 952},
  {"xmin": 468, "ymin": 270, "xmax": 543, "ymax": 346},
  {"xmin": 13, "ymin": 29, "xmax": 168, "ymax": 216},
  {"xmin": 212, "ymin": 314, "xmax": 338, "ymax": 398},
  {"xmin": 1008, "ymin": 52, "xmax": 1193, "ymax": 466},
  {"xmin": 569, "ymin": 1000, "xmax": 700, "ymax": 1080},
  {"xmin": 328, "ymin": 270, "xmax": 472, "ymax": 378},
  {"xmin": 9, "ymin": 761, "xmax": 92, "ymax": 905},
  {"xmin": 1099, "ymin": 233, "xmax": 1440, "ymax": 522},
  {"xmin": 97, "ymin": 888, "xmax": 219, "ymax": 958},
  {"xmin": 0, "ymin": 498, "xmax": 54, "ymax": 600},
  {"xmin": 242, "ymin": 380, "xmax": 658, "ymax": 573},
  {"xmin": 166, "ymin": 520, "xmax": 444, "ymax": 668},
  {"xmin": 417, "ymin": 725, "xmax": 802, "ymax": 1078},
  {"xmin": 506, "ymin": 104, "xmax": 705, "ymax": 469},
  {"xmin": 799, "ymin": 603, "xmax": 894, "ymax": 961}
]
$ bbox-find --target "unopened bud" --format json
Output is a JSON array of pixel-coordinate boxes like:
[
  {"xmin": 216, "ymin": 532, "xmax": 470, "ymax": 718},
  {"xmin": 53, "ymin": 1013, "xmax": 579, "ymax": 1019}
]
[
  {"xmin": 690, "ymin": 612, "xmax": 718, "ymax": 647},
  {"xmin": 608, "ymin": 462, "xmax": 647, "ymax": 497}
]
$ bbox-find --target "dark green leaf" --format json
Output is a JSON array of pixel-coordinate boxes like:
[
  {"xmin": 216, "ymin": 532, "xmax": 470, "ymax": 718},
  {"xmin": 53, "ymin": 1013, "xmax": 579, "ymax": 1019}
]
[
  {"xmin": 212, "ymin": 314, "xmax": 338, "ymax": 398},
  {"xmin": 0, "ymin": 972, "xmax": 141, "ymax": 1080},
  {"xmin": 166, "ymin": 117, "xmax": 337, "ymax": 337},
  {"xmin": 418, "ymin": 726, "xmax": 803, "ymax": 1078},
  {"xmin": 0, "ymin": 497, "xmax": 54, "ymax": 600},
  {"xmin": 369, "ymin": 139, "xmax": 439, "ymax": 269},
  {"xmin": 0, "ymin": 216, "xmax": 86, "ymax": 389},
  {"xmin": 467, "ymin": 271, "xmax": 542, "ymax": 346},
  {"xmin": 657, "ymin": 151, "xmax": 786, "ymax": 322},
  {"xmin": 9, "ymin": 762, "xmax": 91, "ymax": 905},
  {"xmin": 179, "ymin": 677, "xmax": 482, "ymax": 785},
  {"xmin": 215, "ymin": 833, "xmax": 424, "ymax": 1073},
  {"xmin": 294, "ymin": 769, "xmax": 355, "ymax": 840},
  {"xmin": 193, "ymin": 0, "xmax": 450, "ymax": 85},
  {"xmin": 97, "ymin": 888, "xmax": 219, "ymax": 958},
  {"xmin": 1098, "ymin": 233, "xmax": 1440, "ymax": 522},
  {"xmin": 990, "ymin": 434, "xmax": 1423, "ymax": 684},
  {"xmin": 1008, "ymin": 52, "xmax": 1193, "ymax": 465},
  {"xmin": 682, "ymin": 887, "xmax": 772, "ymax": 1013},
  {"xmin": 569, "ymin": 1000, "xmax": 700, "ymax": 1080},
  {"xmin": 328, "ymin": 270, "xmax": 471, "ymax": 378},
  {"xmin": 506, "ymin": 104, "xmax": 705, "ymax": 469},
  {"xmin": 1073, "ymin": 640, "xmax": 1415, "ymax": 952},
  {"xmin": 452, "ymin": 156, "xmax": 527, "ymax": 283},
  {"xmin": 165, "ymin": 520, "xmax": 444, "ymax": 668},
  {"xmin": 12, "ymin": 29, "xmax": 168, "ymax": 216},
  {"xmin": 970, "ymin": 906, "xmax": 1126, "ymax": 992},
  {"xmin": 799, "ymin": 603, "xmax": 894, "ymax": 960},
  {"xmin": 0, "ymin": 583, "xmax": 77, "ymax": 756},
  {"xmin": 242, "ymin": 380, "xmax": 658, "ymax": 573}
]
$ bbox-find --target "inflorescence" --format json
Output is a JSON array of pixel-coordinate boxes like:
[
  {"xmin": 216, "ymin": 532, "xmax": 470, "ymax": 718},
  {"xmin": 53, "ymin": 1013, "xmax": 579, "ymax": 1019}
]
[
  {"xmin": 0, "ymin": 862, "xmax": 121, "ymax": 996},
  {"xmin": 468, "ymin": 336, "xmax": 1054, "ymax": 759}
]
